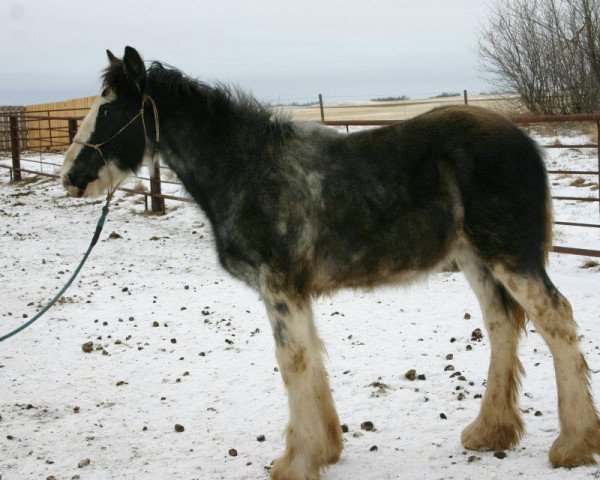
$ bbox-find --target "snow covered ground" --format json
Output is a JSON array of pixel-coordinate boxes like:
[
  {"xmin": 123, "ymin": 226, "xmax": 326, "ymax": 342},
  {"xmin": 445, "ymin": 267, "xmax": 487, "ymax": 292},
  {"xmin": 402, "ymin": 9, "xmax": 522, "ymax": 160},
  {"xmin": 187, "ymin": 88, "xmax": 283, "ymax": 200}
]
[{"xmin": 1, "ymin": 132, "xmax": 599, "ymax": 480}]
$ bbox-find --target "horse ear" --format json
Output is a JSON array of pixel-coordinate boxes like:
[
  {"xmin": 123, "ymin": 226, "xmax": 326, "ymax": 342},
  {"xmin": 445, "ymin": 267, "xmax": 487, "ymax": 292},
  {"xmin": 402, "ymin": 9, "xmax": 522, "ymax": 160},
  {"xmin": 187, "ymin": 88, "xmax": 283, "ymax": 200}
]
[
  {"xmin": 122, "ymin": 46, "xmax": 146, "ymax": 92},
  {"xmin": 106, "ymin": 49, "xmax": 118, "ymax": 64}
]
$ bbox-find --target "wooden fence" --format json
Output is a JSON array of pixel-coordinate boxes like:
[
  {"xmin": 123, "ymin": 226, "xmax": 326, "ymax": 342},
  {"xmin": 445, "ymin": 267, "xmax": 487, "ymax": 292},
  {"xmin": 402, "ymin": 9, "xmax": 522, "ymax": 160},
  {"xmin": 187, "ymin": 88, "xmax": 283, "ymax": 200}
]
[
  {"xmin": 25, "ymin": 96, "xmax": 95, "ymax": 115},
  {"xmin": 0, "ymin": 96, "xmax": 94, "ymax": 152},
  {"xmin": 23, "ymin": 96, "xmax": 95, "ymax": 150}
]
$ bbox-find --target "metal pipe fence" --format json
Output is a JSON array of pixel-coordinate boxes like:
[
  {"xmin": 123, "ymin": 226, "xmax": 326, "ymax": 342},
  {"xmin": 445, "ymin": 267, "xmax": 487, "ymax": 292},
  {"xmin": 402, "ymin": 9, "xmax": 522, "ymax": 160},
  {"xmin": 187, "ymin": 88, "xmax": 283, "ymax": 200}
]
[{"xmin": 1, "ymin": 111, "xmax": 599, "ymax": 257}]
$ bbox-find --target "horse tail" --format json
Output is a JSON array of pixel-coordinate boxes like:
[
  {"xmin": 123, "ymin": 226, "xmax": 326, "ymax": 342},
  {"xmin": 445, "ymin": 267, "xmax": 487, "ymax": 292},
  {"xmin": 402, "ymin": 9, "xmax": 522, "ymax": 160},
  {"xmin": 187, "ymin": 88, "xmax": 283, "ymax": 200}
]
[{"xmin": 540, "ymin": 145, "xmax": 554, "ymax": 265}]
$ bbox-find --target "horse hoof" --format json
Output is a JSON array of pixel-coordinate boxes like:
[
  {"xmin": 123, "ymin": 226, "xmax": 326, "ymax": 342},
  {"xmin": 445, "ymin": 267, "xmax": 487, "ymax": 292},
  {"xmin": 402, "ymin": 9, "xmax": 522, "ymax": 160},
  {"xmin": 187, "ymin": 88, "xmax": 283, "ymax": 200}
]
[
  {"xmin": 270, "ymin": 454, "xmax": 321, "ymax": 480},
  {"xmin": 549, "ymin": 428, "xmax": 600, "ymax": 468},
  {"xmin": 461, "ymin": 417, "xmax": 522, "ymax": 451}
]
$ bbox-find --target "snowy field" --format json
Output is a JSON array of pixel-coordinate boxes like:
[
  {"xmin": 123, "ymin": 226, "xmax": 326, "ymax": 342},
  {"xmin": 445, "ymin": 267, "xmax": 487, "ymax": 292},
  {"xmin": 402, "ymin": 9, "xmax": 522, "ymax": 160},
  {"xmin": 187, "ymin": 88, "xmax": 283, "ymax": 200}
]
[{"xmin": 1, "ymin": 132, "xmax": 599, "ymax": 480}]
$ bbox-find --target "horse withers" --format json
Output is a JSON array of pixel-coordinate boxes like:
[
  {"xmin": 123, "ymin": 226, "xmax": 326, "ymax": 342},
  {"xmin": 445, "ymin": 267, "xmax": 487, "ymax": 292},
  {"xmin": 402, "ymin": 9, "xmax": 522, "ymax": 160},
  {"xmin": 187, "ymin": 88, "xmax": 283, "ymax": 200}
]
[{"xmin": 61, "ymin": 46, "xmax": 600, "ymax": 479}]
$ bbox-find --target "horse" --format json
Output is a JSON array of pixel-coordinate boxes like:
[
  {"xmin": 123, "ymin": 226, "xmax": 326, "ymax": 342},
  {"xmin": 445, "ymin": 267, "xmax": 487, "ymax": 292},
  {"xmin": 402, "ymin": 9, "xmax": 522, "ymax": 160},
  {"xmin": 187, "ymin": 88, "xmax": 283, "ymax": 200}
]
[{"xmin": 61, "ymin": 46, "xmax": 600, "ymax": 479}]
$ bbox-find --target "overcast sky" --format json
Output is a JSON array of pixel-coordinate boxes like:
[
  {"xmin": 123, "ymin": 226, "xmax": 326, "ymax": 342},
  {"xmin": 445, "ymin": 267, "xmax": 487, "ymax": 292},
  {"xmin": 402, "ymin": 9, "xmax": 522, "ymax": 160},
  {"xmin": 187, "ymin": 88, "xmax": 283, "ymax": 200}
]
[{"xmin": 1, "ymin": 0, "xmax": 492, "ymax": 106}]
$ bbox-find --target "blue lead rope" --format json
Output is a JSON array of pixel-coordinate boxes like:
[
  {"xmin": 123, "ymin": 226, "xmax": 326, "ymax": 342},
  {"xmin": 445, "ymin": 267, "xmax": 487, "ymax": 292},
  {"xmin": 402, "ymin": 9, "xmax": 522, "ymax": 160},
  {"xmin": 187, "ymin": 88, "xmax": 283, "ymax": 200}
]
[{"xmin": 0, "ymin": 196, "xmax": 111, "ymax": 343}]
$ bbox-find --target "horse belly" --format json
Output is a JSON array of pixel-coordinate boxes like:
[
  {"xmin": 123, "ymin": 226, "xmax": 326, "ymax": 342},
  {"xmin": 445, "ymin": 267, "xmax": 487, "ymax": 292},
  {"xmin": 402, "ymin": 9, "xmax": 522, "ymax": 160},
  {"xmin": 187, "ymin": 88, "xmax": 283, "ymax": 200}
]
[{"xmin": 310, "ymin": 199, "xmax": 457, "ymax": 292}]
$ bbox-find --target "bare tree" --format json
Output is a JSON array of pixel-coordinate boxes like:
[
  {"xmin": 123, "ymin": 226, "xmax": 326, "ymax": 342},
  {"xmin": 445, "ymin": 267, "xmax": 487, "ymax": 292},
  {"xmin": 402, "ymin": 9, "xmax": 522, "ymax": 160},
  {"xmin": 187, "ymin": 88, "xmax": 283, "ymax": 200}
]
[{"xmin": 478, "ymin": 0, "xmax": 600, "ymax": 114}]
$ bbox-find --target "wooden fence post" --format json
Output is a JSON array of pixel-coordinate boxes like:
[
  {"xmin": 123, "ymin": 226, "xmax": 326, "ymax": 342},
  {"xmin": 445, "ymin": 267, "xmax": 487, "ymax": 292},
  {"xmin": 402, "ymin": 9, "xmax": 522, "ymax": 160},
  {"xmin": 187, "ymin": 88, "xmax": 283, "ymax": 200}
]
[
  {"xmin": 68, "ymin": 118, "xmax": 78, "ymax": 144},
  {"xmin": 9, "ymin": 116, "xmax": 22, "ymax": 181},
  {"xmin": 150, "ymin": 161, "xmax": 165, "ymax": 214},
  {"xmin": 463, "ymin": 90, "xmax": 468, "ymax": 105}
]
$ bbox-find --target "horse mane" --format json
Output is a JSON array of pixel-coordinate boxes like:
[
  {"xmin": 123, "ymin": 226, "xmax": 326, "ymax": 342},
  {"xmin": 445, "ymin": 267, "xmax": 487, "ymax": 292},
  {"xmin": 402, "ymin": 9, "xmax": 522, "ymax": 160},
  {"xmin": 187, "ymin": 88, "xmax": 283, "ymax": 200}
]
[
  {"xmin": 102, "ymin": 60, "xmax": 294, "ymax": 144},
  {"xmin": 102, "ymin": 61, "xmax": 294, "ymax": 144}
]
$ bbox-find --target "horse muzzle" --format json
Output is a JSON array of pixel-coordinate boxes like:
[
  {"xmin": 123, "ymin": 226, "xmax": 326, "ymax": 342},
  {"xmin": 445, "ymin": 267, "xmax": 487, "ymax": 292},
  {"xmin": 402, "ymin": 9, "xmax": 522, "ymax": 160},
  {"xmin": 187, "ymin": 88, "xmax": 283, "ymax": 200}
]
[{"xmin": 61, "ymin": 173, "xmax": 85, "ymax": 198}]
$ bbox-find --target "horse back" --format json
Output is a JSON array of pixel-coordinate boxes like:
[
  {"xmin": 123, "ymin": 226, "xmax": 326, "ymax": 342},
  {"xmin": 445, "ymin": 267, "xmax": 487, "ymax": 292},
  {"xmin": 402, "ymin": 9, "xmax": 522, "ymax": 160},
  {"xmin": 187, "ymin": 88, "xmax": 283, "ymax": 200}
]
[{"xmin": 283, "ymin": 106, "xmax": 550, "ymax": 294}]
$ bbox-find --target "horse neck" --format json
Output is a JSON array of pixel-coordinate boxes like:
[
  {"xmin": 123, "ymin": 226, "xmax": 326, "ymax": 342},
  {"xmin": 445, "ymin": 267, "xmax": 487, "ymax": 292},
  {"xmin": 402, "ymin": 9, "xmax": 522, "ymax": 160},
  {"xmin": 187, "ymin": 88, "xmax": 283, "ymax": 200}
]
[{"xmin": 147, "ymin": 84, "xmax": 267, "ymax": 214}]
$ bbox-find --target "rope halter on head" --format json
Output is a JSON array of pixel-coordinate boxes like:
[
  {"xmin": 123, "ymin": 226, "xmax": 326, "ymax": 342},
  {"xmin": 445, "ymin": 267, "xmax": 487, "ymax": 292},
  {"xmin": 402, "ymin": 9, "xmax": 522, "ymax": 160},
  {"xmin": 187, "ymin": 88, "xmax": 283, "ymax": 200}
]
[{"xmin": 72, "ymin": 93, "xmax": 160, "ymax": 199}]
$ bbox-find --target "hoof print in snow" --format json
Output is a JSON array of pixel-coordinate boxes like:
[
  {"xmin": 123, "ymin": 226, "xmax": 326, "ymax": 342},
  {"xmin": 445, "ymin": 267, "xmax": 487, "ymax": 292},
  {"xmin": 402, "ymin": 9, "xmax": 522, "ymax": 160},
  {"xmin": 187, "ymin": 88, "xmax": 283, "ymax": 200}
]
[{"xmin": 370, "ymin": 380, "xmax": 390, "ymax": 396}]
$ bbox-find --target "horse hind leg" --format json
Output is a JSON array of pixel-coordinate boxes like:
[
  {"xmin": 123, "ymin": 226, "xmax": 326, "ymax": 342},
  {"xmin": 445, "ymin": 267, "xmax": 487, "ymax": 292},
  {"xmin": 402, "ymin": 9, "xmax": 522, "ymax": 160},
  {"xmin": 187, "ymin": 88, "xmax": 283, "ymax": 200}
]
[
  {"xmin": 456, "ymin": 248, "xmax": 525, "ymax": 451},
  {"xmin": 493, "ymin": 264, "xmax": 600, "ymax": 467},
  {"xmin": 261, "ymin": 277, "xmax": 343, "ymax": 480}
]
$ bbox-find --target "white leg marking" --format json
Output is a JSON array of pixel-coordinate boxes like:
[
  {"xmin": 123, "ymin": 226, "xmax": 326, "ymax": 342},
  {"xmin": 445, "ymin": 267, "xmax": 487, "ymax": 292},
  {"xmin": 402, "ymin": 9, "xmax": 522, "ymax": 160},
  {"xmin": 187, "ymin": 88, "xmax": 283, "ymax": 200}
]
[
  {"xmin": 494, "ymin": 265, "xmax": 600, "ymax": 467},
  {"xmin": 457, "ymin": 249, "xmax": 524, "ymax": 451},
  {"xmin": 261, "ymin": 280, "xmax": 342, "ymax": 480}
]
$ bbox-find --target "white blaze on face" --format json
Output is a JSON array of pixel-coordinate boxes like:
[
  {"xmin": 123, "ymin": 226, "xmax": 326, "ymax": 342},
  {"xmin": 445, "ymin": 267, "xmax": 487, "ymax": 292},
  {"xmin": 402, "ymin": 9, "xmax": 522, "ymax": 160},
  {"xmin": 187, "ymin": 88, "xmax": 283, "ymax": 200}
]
[
  {"xmin": 61, "ymin": 94, "xmax": 109, "ymax": 183},
  {"xmin": 60, "ymin": 91, "xmax": 130, "ymax": 198}
]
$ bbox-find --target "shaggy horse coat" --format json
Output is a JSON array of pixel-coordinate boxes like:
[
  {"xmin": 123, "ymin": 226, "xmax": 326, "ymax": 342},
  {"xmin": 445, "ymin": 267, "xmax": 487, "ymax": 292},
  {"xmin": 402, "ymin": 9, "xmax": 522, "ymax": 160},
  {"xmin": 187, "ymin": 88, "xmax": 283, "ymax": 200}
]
[{"xmin": 62, "ymin": 47, "xmax": 600, "ymax": 479}]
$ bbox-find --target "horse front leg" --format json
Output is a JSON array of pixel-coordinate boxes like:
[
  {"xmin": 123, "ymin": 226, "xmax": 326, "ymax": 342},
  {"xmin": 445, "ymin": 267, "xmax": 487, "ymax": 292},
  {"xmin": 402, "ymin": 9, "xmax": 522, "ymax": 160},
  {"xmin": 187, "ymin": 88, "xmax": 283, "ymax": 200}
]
[{"xmin": 262, "ymin": 286, "xmax": 343, "ymax": 480}]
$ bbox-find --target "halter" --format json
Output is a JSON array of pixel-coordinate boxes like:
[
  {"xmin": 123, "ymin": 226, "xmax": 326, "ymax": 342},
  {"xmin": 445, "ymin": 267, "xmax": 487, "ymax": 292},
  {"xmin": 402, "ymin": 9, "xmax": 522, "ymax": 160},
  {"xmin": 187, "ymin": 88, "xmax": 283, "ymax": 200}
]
[{"xmin": 73, "ymin": 93, "xmax": 161, "ymax": 198}]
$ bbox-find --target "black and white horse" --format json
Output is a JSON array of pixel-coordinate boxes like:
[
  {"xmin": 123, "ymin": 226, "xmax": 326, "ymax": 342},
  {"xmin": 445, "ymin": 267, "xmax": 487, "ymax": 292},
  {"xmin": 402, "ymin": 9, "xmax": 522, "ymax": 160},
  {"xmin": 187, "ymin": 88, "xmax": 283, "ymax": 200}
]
[{"xmin": 61, "ymin": 47, "xmax": 600, "ymax": 479}]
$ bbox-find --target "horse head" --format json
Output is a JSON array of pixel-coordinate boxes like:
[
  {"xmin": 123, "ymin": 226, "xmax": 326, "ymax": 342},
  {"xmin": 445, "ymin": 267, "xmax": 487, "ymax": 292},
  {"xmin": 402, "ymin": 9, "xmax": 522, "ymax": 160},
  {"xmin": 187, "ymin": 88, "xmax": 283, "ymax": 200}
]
[{"xmin": 61, "ymin": 46, "xmax": 150, "ymax": 197}]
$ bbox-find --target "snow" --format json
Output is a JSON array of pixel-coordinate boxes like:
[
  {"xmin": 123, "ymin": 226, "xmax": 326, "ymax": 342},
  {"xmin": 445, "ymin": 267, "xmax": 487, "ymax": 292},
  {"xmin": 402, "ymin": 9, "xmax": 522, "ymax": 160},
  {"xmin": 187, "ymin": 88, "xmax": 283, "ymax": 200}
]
[{"xmin": 0, "ymin": 133, "xmax": 599, "ymax": 480}]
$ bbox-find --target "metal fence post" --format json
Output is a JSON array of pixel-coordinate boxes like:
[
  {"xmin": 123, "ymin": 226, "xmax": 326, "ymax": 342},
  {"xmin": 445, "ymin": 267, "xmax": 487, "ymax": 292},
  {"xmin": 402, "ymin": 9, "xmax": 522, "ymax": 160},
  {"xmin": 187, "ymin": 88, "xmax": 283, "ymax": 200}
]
[
  {"xmin": 319, "ymin": 94, "xmax": 325, "ymax": 122},
  {"xmin": 47, "ymin": 111, "xmax": 52, "ymax": 150},
  {"xmin": 597, "ymin": 120, "xmax": 600, "ymax": 219},
  {"xmin": 150, "ymin": 161, "xmax": 165, "ymax": 213},
  {"xmin": 9, "ymin": 116, "xmax": 22, "ymax": 181},
  {"xmin": 68, "ymin": 118, "xmax": 78, "ymax": 144}
]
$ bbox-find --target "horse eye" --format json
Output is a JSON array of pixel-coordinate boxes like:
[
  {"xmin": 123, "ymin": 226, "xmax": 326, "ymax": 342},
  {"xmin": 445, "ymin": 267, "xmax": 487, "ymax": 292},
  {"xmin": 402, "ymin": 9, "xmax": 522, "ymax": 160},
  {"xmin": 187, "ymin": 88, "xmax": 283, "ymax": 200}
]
[{"xmin": 103, "ymin": 109, "xmax": 109, "ymax": 117}]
